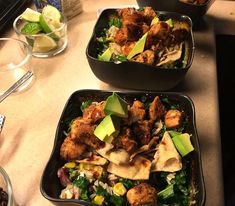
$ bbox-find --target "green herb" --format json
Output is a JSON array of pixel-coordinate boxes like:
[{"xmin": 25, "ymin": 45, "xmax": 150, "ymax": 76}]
[
  {"xmin": 69, "ymin": 169, "xmax": 79, "ymax": 181},
  {"xmin": 113, "ymin": 55, "xmax": 127, "ymax": 62},
  {"xmin": 158, "ymin": 184, "xmax": 174, "ymax": 200},
  {"xmin": 73, "ymin": 176, "xmax": 89, "ymax": 189},
  {"xmin": 80, "ymin": 100, "xmax": 92, "ymax": 112},
  {"xmin": 137, "ymin": 7, "xmax": 144, "ymax": 12},
  {"xmin": 73, "ymin": 176, "xmax": 90, "ymax": 201},
  {"xmin": 96, "ymin": 185, "xmax": 109, "ymax": 198},
  {"xmin": 108, "ymin": 17, "xmax": 122, "ymax": 28},
  {"xmin": 80, "ymin": 189, "xmax": 89, "ymax": 200},
  {"xmin": 21, "ymin": 22, "xmax": 42, "ymax": 34},
  {"xmin": 141, "ymin": 95, "xmax": 151, "ymax": 109},
  {"xmin": 161, "ymin": 97, "xmax": 180, "ymax": 110},
  {"xmin": 110, "ymin": 195, "xmax": 125, "ymax": 206},
  {"xmin": 119, "ymin": 178, "xmax": 136, "ymax": 189}
]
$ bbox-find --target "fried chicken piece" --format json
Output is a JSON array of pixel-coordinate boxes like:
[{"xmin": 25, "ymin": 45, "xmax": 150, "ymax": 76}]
[
  {"xmin": 133, "ymin": 120, "xmax": 153, "ymax": 146},
  {"xmin": 149, "ymin": 96, "xmax": 166, "ymax": 121},
  {"xmin": 114, "ymin": 27, "xmax": 129, "ymax": 45},
  {"xmin": 143, "ymin": 7, "xmax": 157, "ymax": 23},
  {"xmin": 114, "ymin": 24, "xmax": 143, "ymax": 45},
  {"xmin": 70, "ymin": 118, "xmax": 91, "ymax": 139},
  {"xmin": 114, "ymin": 127, "xmax": 137, "ymax": 154},
  {"xmin": 83, "ymin": 101, "xmax": 105, "ymax": 123},
  {"xmin": 118, "ymin": 8, "xmax": 144, "ymax": 26},
  {"xmin": 115, "ymin": 8, "xmax": 149, "ymax": 45},
  {"xmin": 127, "ymin": 183, "xmax": 157, "ymax": 206},
  {"xmin": 165, "ymin": 109, "xmax": 183, "ymax": 129},
  {"xmin": 125, "ymin": 100, "xmax": 146, "ymax": 125},
  {"xmin": 146, "ymin": 21, "xmax": 171, "ymax": 48},
  {"xmin": 60, "ymin": 136, "xmax": 87, "ymax": 160},
  {"xmin": 70, "ymin": 117, "xmax": 104, "ymax": 149},
  {"xmin": 132, "ymin": 50, "xmax": 155, "ymax": 65},
  {"xmin": 122, "ymin": 41, "xmax": 135, "ymax": 56}
]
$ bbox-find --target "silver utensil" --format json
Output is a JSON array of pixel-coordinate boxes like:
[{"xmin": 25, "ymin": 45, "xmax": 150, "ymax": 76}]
[
  {"xmin": 0, "ymin": 114, "xmax": 5, "ymax": 134},
  {"xmin": 0, "ymin": 71, "xmax": 33, "ymax": 103}
]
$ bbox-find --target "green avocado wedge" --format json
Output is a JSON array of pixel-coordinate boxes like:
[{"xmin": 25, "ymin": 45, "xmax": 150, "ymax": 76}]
[
  {"xmin": 94, "ymin": 115, "xmax": 120, "ymax": 142},
  {"xmin": 104, "ymin": 92, "xmax": 128, "ymax": 118},
  {"xmin": 127, "ymin": 32, "xmax": 148, "ymax": 60}
]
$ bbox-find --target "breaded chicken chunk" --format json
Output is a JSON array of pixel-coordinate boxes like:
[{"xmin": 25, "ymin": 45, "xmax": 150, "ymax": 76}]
[
  {"xmin": 165, "ymin": 109, "xmax": 183, "ymax": 129},
  {"xmin": 127, "ymin": 183, "xmax": 157, "ymax": 206},
  {"xmin": 60, "ymin": 136, "xmax": 87, "ymax": 160}
]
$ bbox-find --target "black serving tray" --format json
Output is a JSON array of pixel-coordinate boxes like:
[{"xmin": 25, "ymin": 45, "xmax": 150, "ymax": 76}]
[{"xmin": 40, "ymin": 89, "xmax": 205, "ymax": 206}]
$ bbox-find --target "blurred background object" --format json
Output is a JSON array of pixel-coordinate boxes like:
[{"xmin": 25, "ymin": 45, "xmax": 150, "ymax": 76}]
[
  {"xmin": 0, "ymin": 0, "xmax": 31, "ymax": 36},
  {"xmin": 33, "ymin": 0, "xmax": 83, "ymax": 19}
]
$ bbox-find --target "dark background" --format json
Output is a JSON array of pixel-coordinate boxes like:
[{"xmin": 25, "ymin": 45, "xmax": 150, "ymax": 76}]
[{"xmin": 216, "ymin": 34, "xmax": 235, "ymax": 206}]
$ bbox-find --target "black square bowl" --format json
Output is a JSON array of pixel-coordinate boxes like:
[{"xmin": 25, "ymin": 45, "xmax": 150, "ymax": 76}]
[
  {"xmin": 136, "ymin": 0, "xmax": 215, "ymax": 23},
  {"xmin": 40, "ymin": 89, "xmax": 205, "ymax": 206},
  {"xmin": 86, "ymin": 9, "xmax": 195, "ymax": 91}
]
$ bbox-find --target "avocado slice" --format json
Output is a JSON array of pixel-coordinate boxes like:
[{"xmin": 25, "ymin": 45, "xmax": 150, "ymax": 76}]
[
  {"xmin": 127, "ymin": 32, "xmax": 148, "ymax": 60},
  {"xmin": 150, "ymin": 16, "xmax": 159, "ymax": 26},
  {"xmin": 104, "ymin": 92, "xmax": 128, "ymax": 118},
  {"xmin": 172, "ymin": 133, "xmax": 194, "ymax": 157},
  {"xmin": 166, "ymin": 18, "xmax": 174, "ymax": 28},
  {"xmin": 94, "ymin": 115, "xmax": 120, "ymax": 142},
  {"xmin": 98, "ymin": 47, "xmax": 113, "ymax": 61}
]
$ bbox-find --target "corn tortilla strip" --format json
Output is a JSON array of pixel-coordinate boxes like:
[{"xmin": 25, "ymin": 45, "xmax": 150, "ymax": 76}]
[
  {"xmin": 151, "ymin": 131, "xmax": 182, "ymax": 172},
  {"xmin": 107, "ymin": 156, "xmax": 151, "ymax": 180},
  {"xmin": 130, "ymin": 136, "xmax": 158, "ymax": 161},
  {"xmin": 96, "ymin": 143, "xmax": 130, "ymax": 165},
  {"xmin": 76, "ymin": 154, "xmax": 108, "ymax": 165}
]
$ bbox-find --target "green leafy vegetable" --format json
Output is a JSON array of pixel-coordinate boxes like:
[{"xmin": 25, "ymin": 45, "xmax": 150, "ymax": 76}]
[
  {"xmin": 80, "ymin": 100, "xmax": 92, "ymax": 112},
  {"xmin": 73, "ymin": 176, "xmax": 89, "ymax": 189},
  {"xmin": 21, "ymin": 22, "xmax": 42, "ymax": 34},
  {"xmin": 119, "ymin": 178, "xmax": 136, "ymax": 189},
  {"xmin": 108, "ymin": 17, "xmax": 122, "ymax": 28},
  {"xmin": 110, "ymin": 195, "xmax": 125, "ymax": 206},
  {"xmin": 158, "ymin": 184, "xmax": 174, "ymax": 200}
]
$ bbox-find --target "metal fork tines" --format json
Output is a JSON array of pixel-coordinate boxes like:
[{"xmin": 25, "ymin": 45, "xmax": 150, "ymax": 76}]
[{"xmin": 0, "ymin": 115, "xmax": 6, "ymax": 134}]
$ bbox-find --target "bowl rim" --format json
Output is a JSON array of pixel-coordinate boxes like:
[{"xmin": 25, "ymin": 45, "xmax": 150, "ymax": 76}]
[
  {"xmin": 40, "ymin": 89, "xmax": 206, "ymax": 206},
  {"xmin": 86, "ymin": 8, "xmax": 195, "ymax": 71}
]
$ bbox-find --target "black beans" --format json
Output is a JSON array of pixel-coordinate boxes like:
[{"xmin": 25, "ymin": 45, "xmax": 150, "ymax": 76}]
[{"xmin": 0, "ymin": 187, "xmax": 8, "ymax": 206}]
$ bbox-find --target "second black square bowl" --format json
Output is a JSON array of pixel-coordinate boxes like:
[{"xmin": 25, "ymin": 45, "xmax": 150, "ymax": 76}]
[
  {"xmin": 136, "ymin": 0, "xmax": 215, "ymax": 23},
  {"xmin": 86, "ymin": 8, "xmax": 195, "ymax": 91},
  {"xmin": 40, "ymin": 89, "xmax": 205, "ymax": 206}
]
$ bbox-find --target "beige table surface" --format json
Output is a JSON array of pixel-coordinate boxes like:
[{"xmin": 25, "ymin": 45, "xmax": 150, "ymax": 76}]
[{"xmin": 1, "ymin": 0, "xmax": 235, "ymax": 205}]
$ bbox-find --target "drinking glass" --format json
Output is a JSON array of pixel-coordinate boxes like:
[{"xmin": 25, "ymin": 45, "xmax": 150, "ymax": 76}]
[{"xmin": 0, "ymin": 38, "xmax": 33, "ymax": 95}]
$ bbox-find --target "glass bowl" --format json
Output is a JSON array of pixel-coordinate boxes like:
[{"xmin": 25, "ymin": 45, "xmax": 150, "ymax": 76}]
[
  {"xmin": 0, "ymin": 166, "xmax": 14, "ymax": 206},
  {"xmin": 13, "ymin": 13, "xmax": 68, "ymax": 58}
]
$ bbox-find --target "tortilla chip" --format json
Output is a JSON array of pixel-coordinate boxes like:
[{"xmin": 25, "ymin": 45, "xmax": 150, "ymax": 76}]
[
  {"xmin": 157, "ymin": 43, "xmax": 183, "ymax": 67},
  {"xmin": 96, "ymin": 143, "xmax": 130, "ymax": 165},
  {"xmin": 76, "ymin": 154, "xmax": 107, "ymax": 165},
  {"xmin": 130, "ymin": 136, "xmax": 158, "ymax": 161},
  {"xmin": 107, "ymin": 156, "xmax": 151, "ymax": 180},
  {"xmin": 151, "ymin": 131, "xmax": 182, "ymax": 172}
]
